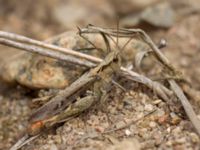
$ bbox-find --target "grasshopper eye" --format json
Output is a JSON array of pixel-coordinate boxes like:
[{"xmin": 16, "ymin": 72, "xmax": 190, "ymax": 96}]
[{"xmin": 113, "ymin": 58, "xmax": 118, "ymax": 62}]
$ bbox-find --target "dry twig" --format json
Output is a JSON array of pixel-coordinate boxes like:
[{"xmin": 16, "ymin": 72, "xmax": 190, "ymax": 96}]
[
  {"xmin": 0, "ymin": 37, "xmax": 95, "ymax": 68},
  {"xmin": 103, "ymin": 109, "xmax": 156, "ymax": 134},
  {"xmin": 0, "ymin": 31, "xmax": 101, "ymax": 64}
]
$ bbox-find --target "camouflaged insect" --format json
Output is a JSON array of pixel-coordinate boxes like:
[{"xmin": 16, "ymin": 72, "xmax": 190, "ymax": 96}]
[{"xmin": 0, "ymin": 31, "xmax": 149, "ymax": 89}]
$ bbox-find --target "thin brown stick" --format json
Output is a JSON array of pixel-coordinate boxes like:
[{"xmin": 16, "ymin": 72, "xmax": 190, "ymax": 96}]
[
  {"xmin": 0, "ymin": 31, "xmax": 102, "ymax": 63},
  {"xmin": 0, "ymin": 38, "xmax": 95, "ymax": 68},
  {"xmin": 10, "ymin": 134, "xmax": 39, "ymax": 150},
  {"xmin": 121, "ymin": 68, "xmax": 173, "ymax": 101},
  {"xmin": 103, "ymin": 109, "xmax": 156, "ymax": 134},
  {"xmin": 169, "ymin": 80, "xmax": 200, "ymax": 135}
]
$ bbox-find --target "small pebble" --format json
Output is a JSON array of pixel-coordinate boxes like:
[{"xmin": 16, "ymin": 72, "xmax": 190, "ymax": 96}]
[
  {"xmin": 136, "ymin": 105, "xmax": 144, "ymax": 112},
  {"xmin": 125, "ymin": 129, "xmax": 131, "ymax": 136},
  {"xmin": 170, "ymin": 113, "xmax": 181, "ymax": 125},
  {"xmin": 50, "ymin": 144, "xmax": 58, "ymax": 150},
  {"xmin": 176, "ymin": 137, "xmax": 186, "ymax": 144},
  {"xmin": 155, "ymin": 109, "xmax": 165, "ymax": 117},
  {"xmin": 157, "ymin": 114, "xmax": 169, "ymax": 125},
  {"xmin": 53, "ymin": 135, "xmax": 62, "ymax": 144},
  {"xmin": 153, "ymin": 131, "xmax": 163, "ymax": 145},
  {"xmin": 149, "ymin": 121, "xmax": 157, "ymax": 128},
  {"xmin": 167, "ymin": 127, "xmax": 171, "ymax": 133},
  {"xmin": 144, "ymin": 104, "xmax": 154, "ymax": 112},
  {"xmin": 115, "ymin": 121, "xmax": 126, "ymax": 129},
  {"xmin": 166, "ymin": 141, "xmax": 172, "ymax": 146},
  {"xmin": 172, "ymin": 127, "xmax": 182, "ymax": 134},
  {"xmin": 77, "ymin": 131, "xmax": 85, "ymax": 135},
  {"xmin": 190, "ymin": 133, "xmax": 200, "ymax": 143},
  {"xmin": 95, "ymin": 126, "xmax": 105, "ymax": 133},
  {"xmin": 152, "ymin": 99, "xmax": 162, "ymax": 105}
]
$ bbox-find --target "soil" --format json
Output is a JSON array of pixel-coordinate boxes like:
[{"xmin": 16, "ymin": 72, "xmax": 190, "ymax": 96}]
[{"xmin": 0, "ymin": 0, "xmax": 200, "ymax": 150}]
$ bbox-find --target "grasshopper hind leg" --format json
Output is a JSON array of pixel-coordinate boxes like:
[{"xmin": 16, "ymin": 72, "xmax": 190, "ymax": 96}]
[{"xmin": 44, "ymin": 95, "xmax": 96, "ymax": 128}]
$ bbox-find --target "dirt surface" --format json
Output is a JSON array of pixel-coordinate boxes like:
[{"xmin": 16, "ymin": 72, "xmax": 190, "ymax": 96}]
[{"xmin": 1, "ymin": 1, "xmax": 200, "ymax": 150}]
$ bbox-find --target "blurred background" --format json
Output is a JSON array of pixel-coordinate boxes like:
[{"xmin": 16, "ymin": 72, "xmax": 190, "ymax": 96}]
[{"xmin": 0, "ymin": 0, "xmax": 198, "ymax": 38}]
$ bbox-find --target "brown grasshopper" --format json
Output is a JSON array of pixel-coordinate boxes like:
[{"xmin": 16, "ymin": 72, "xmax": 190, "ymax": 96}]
[
  {"xmin": 25, "ymin": 25, "xmax": 124, "ymax": 137},
  {"xmin": 9, "ymin": 25, "xmax": 127, "ymax": 150}
]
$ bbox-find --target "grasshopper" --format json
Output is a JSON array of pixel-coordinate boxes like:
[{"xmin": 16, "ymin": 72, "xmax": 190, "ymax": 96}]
[
  {"xmin": 26, "ymin": 25, "xmax": 124, "ymax": 137},
  {"xmin": 10, "ymin": 25, "xmax": 126, "ymax": 150}
]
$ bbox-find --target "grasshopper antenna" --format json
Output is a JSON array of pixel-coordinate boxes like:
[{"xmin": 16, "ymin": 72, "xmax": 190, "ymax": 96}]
[
  {"xmin": 115, "ymin": 17, "xmax": 133, "ymax": 53},
  {"xmin": 116, "ymin": 17, "xmax": 120, "ymax": 49},
  {"xmin": 76, "ymin": 26, "xmax": 81, "ymax": 34},
  {"xmin": 78, "ymin": 25, "xmax": 105, "ymax": 53},
  {"xmin": 116, "ymin": 20, "xmax": 135, "ymax": 53}
]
